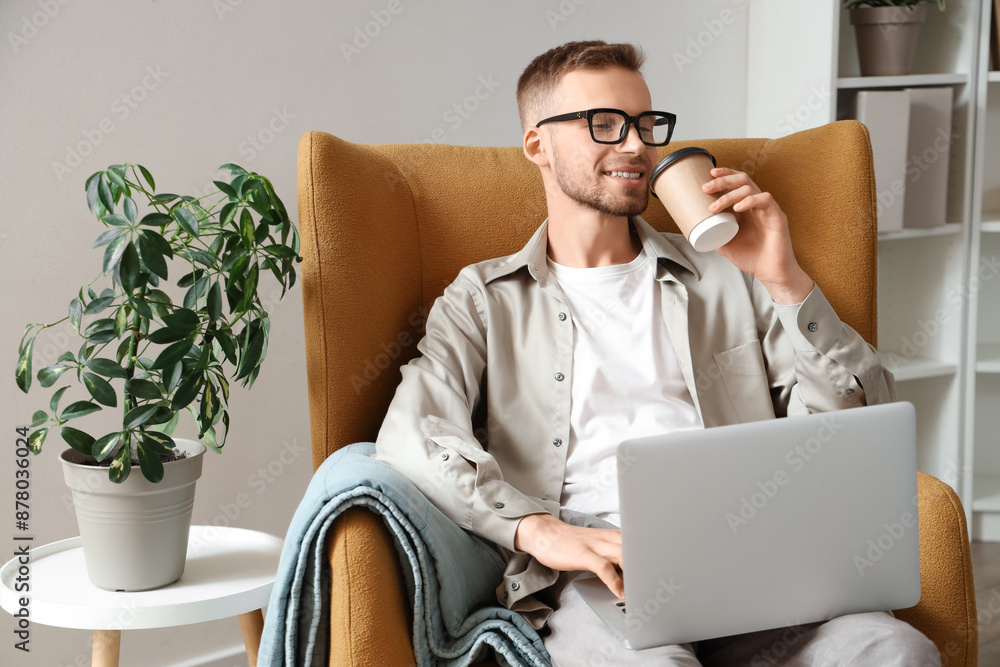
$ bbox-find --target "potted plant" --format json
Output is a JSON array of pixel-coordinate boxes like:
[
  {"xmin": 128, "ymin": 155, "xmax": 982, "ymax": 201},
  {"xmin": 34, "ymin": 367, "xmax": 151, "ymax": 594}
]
[
  {"xmin": 845, "ymin": 0, "xmax": 946, "ymax": 76},
  {"xmin": 15, "ymin": 162, "xmax": 299, "ymax": 590}
]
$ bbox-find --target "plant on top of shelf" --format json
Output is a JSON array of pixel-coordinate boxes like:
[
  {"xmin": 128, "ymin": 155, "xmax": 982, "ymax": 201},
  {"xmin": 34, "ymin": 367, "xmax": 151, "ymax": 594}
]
[
  {"xmin": 845, "ymin": 0, "xmax": 945, "ymax": 76},
  {"xmin": 15, "ymin": 163, "xmax": 301, "ymax": 484},
  {"xmin": 844, "ymin": 1, "xmax": 944, "ymax": 8}
]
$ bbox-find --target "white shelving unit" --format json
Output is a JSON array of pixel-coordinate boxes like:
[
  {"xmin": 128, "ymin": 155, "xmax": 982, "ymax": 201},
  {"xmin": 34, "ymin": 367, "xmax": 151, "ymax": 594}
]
[{"xmin": 747, "ymin": 0, "xmax": 995, "ymax": 538}]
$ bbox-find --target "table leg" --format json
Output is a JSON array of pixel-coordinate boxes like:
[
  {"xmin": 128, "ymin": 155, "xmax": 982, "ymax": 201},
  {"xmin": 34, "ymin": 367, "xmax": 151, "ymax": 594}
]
[
  {"xmin": 92, "ymin": 629, "xmax": 121, "ymax": 667},
  {"xmin": 239, "ymin": 608, "xmax": 265, "ymax": 666}
]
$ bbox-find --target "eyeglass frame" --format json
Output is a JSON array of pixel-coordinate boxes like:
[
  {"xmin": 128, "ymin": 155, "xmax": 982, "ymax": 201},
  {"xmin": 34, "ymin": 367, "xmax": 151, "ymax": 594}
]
[{"xmin": 534, "ymin": 108, "xmax": 677, "ymax": 147}]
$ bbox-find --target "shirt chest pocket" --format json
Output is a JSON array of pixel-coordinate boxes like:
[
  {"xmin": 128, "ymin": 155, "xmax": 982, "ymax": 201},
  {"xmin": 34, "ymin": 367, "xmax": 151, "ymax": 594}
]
[{"xmin": 712, "ymin": 340, "xmax": 775, "ymax": 423}]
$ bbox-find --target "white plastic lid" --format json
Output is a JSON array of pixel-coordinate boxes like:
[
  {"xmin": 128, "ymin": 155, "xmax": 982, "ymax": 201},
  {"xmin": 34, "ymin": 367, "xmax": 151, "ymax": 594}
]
[{"xmin": 687, "ymin": 212, "xmax": 739, "ymax": 252}]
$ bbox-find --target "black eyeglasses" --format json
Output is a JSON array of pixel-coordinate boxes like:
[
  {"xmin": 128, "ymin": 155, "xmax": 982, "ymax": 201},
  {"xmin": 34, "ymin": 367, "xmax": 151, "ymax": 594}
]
[{"xmin": 535, "ymin": 108, "xmax": 677, "ymax": 146}]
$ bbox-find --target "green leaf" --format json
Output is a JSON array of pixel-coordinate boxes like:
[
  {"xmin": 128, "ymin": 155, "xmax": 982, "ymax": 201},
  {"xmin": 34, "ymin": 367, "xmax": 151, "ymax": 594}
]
[
  {"xmin": 220, "ymin": 163, "xmax": 247, "ymax": 175},
  {"xmin": 138, "ymin": 164, "xmax": 155, "ymax": 191},
  {"xmin": 61, "ymin": 426, "xmax": 95, "ymax": 455},
  {"xmin": 170, "ymin": 372, "xmax": 204, "ymax": 410},
  {"xmin": 151, "ymin": 192, "xmax": 179, "ymax": 204},
  {"xmin": 15, "ymin": 332, "xmax": 36, "ymax": 393},
  {"xmin": 49, "ymin": 386, "xmax": 70, "ymax": 414},
  {"xmin": 125, "ymin": 378, "xmax": 162, "ymax": 400},
  {"xmin": 31, "ymin": 410, "xmax": 48, "ymax": 427},
  {"xmin": 109, "ymin": 440, "xmax": 132, "ymax": 483},
  {"xmin": 61, "ymin": 400, "xmax": 103, "ymax": 420},
  {"xmin": 162, "ymin": 308, "xmax": 200, "ymax": 335},
  {"xmin": 198, "ymin": 381, "xmax": 222, "ymax": 435},
  {"xmin": 138, "ymin": 233, "xmax": 169, "ymax": 279},
  {"xmin": 98, "ymin": 175, "xmax": 114, "ymax": 213},
  {"xmin": 84, "ymin": 295, "xmax": 115, "ymax": 315},
  {"xmin": 106, "ymin": 166, "xmax": 128, "ymax": 191},
  {"xmin": 102, "ymin": 214, "xmax": 129, "ymax": 227},
  {"xmin": 236, "ymin": 263, "xmax": 259, "ymax": 313},
  {"xmin": 119, "ymin": 241, "xmax": 142, "ymax": 292},
  {"xmin": 140, "ymin": 430, "xmax": 175, "ymax": 456},
  {"xmin": 207, "ymin": 281, "xmax": 222, "ymax": 322},
  {"xmin": 147, "ymin": 326, "xmax": 189, "ymax": 344},
  {"xmin": 172, "ymin": 207, "xmax": 199, "ymax": 236},
  {"xmin": 220, "ymin": 202, "xmax": 238, "ymax": 226},
  {"xmin": 236, "ymin": 324, "xmax": 265, "ymax": 381},
  {"xmin": 261, "ymin": 244, "xmax": 297, "ymax": 259},
  {"xmin": 82, "ymin": 371, "xmax": 117, "ymax": 407},
  {"xmin": 148, "ymin": 409, "xmax": 180, "ymax": 437},
  {"xmin": 84, "ymin": 318, "xmax": 117, "ymax": 344},
  {"xmin": 86, "ymin": 172, "xmax": 101, "ymax": 214},
  {"xmin": 202, "ymin": 410, "xmax": 229, "ymax": 452},
  {"xmin": 123, "ymin": 196, "xmax": 138, "ymax": 223},
  {"xmin": 221, "ymin": 249, "xmax": 247, "ymax": 273},
  {"xmin": 114, "ymin": 305, "xmax": 128, "ymax": 338},
  {"xmin": 92, "ymin": 433, "xmax": 120, "ymax": 462},
  {"xmin": 123, "ymin": 404, "xmax": 161, "ymax": 429},
  {"xmin": 103, "ymin": 232, "xmax": 129, "ymax": 275},
  {"xmin": 240, "ymin": 209, "xmax": 254, "ymax": 248},
  {"xmin": 163, "ymin": 361, "xmax": 182, "ymax": 394},
  {"xmin": 69, "ymin": 298, "xmax": 83, "ymax": 333},
  {"xmin": 213, "ymin": 180, "xmax": 237, "ymax": 198},
  {"xmin": 217, "ymin": 332, "xmax": 237, "ymax": 364},
  {"xmin": 152, "ymin": 339, "xmax": 193, "ymax": 370},
  {"xmin": 94, "ymin": 226, "xmax": 127, "ymax": 248},
  {"xmin": 37, "ymin": 364, "xmax": 71, "ymax": 388},
  {"xmin": 139, "ymin": 212, "xmax": 172, "ymax": 227},
  {"xmin": 86, "ymin": 357, "xmax": 128, "ymax": 379},
  {"xmin": 147, "ymin": 289, "xmax": 172, "ymax": 318},
  {"xmin": 28, "ymin": 427, "xmax": 48, "ymax": 454},
  {"xmin": 136, "ymin": 436, "xmax": 164, "ymax": 483}
]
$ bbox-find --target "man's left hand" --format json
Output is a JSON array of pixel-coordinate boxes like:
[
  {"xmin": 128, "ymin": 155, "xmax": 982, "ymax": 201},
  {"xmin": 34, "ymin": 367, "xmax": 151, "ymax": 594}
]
[{"xmin": 702, "ymin": 167, "xmax": 814, "ymax": 305}]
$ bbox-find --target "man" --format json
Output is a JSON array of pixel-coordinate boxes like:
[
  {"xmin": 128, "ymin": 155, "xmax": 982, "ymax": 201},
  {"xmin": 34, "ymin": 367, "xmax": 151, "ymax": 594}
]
[{"xmin": 375, "ymin": 41, "xmax": 939, "ymax": 665}]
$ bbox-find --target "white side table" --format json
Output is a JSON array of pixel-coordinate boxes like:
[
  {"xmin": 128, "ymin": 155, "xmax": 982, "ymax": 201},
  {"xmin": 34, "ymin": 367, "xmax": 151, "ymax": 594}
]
[{"xmin": 0, "ymin": 525, "xmax": 282, "ymax": 667}]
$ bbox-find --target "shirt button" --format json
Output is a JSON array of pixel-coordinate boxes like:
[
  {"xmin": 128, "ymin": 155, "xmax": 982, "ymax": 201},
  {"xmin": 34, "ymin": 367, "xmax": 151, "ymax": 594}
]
[
  {"xmin": 846, "ymin": 388, "xmax": 855, "ymax": 395},
  {"xmin": 808, "ymin": 322, "xmax": 818, "ymax": 332},
  {"xmin": 440, "ymin": 453, "xmax": 449, "ymax": 461},
  {"xmin": 494, "ymin": 501, "xmax": 505, "ymax": 509},
  {"xmin": 552, "ymin": 438, "xmax": 562, "ymax": 447},
  {"xmin": 558, "ymin": 312, "xmax": 567, "ymax": 321},
  {"xmin": 511, "ymin": 581, "xmax": 520, "ymax": 591},
  {"xmin": 554, "ymin": 372, "xmax": 565, "ymax": 381}
]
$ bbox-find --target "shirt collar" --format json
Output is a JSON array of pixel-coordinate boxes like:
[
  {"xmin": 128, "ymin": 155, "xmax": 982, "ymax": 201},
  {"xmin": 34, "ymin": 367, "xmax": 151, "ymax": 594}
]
[{"xmin": 482, "ymin": 215, "xmax": 701, "ymax": 285}]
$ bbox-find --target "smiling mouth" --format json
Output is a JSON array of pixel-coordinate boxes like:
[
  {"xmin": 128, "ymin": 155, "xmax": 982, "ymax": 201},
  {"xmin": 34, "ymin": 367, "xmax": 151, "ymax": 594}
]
[{"xmin": 604, "ymin": 170, "xmax": 643, "ymax": 181}]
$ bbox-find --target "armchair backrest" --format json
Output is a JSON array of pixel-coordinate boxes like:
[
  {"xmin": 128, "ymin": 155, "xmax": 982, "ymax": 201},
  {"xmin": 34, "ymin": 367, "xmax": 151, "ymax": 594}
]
[{"xmin": 297, "ymin": 120, "xmax": 878, "ymax": 468}]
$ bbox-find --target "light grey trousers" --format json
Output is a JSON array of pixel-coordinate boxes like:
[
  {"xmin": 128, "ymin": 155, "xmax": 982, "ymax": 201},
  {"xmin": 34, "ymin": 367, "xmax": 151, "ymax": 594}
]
[{"xmin": 540, "ymin": 570, "xmax": 942, "ymax": 667}]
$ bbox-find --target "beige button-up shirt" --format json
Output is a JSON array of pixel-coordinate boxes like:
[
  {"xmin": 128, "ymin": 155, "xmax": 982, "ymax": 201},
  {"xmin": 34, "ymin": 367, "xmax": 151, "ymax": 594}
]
[{"xmin": 374, "ymin": 215, "xmax": 896, "ymax": 627}]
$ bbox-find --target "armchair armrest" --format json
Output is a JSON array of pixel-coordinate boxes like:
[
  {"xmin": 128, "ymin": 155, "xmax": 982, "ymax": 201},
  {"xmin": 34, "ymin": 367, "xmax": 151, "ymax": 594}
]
[{"xmin": 893, "ymin": 472, "xmax": 978, "ymax": 667}]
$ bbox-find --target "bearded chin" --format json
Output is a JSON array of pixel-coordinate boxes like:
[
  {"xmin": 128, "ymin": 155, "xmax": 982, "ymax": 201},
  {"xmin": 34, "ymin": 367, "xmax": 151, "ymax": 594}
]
[{"xmin": 557, "ymin": 171, "xmax": 650, "ymax": 216}]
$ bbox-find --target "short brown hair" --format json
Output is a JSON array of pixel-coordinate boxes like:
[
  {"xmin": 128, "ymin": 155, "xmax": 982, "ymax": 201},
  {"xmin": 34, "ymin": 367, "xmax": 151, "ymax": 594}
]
[{"xmin": 516, "ymin": 41, "xmax": 646, "ymax": 130}]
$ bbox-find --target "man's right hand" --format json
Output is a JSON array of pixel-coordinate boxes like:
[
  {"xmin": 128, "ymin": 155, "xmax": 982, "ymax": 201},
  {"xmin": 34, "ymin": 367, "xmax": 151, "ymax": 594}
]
[{"xmin": 514, "ymin": 513, "xmax": 624, "ymax": 598}]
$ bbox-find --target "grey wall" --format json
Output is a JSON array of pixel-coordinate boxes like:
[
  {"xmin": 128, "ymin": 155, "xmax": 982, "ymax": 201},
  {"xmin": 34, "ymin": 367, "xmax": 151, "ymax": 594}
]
[{"xmin": 0, "ymin": 1, "xmax": 749, "ymax": 664}]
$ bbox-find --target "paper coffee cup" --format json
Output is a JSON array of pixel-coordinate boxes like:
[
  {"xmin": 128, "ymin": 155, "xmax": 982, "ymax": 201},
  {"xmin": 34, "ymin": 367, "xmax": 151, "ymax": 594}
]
[{"xmin": 649, "ymin": 147, "xmax": 739, "ymax": 252}]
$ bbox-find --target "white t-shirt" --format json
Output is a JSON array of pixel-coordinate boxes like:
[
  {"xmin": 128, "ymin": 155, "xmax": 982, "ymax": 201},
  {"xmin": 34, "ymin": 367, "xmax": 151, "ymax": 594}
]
[{"xmin": 547, "ymin": 248, "xmax": 703, "ymax": 527}]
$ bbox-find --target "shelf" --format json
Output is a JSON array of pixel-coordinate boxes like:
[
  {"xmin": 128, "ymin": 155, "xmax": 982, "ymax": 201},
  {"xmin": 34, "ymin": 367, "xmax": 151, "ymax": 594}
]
[
  {"xmin": 981, "ymin": 215, "xmax": 1000, "ymax": 233},
  {"xmin": 878, "ymin": 353, "xmax": 957, "ymax": 382},
  {"xmin": 878, "ymin": 223, "xmax": 962, "ymax": 241},
  {"xmin": 973, "ymin": 475, "xmax": 1000, "ymax": 512},
  {"xmin": 978, "ymin": 344, "xmax": 1000, "ymax": 373},
  {"xmin": 837, "ymin": 73, "xmax": 969, "ymax": 89}
]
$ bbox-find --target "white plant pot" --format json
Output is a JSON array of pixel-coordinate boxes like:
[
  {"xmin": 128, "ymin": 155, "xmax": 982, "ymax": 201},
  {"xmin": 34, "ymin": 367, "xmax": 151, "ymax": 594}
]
[{"xmin": 60, "ymin": 438, "xmax": 206, "ymax": 591}]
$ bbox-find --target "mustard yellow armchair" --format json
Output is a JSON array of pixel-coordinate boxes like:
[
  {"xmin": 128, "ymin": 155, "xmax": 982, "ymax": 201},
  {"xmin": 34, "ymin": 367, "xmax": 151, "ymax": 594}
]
[{"xmin": 296, "ymin": 120, "xmax": 978, "ymax": 666}]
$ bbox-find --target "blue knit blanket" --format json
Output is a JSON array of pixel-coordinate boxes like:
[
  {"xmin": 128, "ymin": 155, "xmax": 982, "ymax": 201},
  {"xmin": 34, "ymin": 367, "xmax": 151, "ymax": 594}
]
[{"xmin": 257, "ymin": 442, "xmax": 551, "ymax": 666}]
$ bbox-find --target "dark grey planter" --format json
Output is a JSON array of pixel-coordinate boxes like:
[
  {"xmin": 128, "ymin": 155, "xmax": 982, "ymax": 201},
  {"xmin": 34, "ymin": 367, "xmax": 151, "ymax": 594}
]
[{"xmin": 850, "ymin": 5, "xmax": 927, "ymax": 76}]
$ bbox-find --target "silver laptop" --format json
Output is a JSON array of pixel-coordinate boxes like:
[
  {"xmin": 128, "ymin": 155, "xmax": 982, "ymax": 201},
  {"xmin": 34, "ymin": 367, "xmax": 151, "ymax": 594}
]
[{"xmin": 572, "ymin": 402, "xmax": 921, "ymax": 650}]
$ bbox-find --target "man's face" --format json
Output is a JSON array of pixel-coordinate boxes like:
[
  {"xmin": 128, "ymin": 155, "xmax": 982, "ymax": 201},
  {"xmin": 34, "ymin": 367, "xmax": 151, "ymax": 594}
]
[{"xmin": 542, "ymin": 67, "xmax": 658, "ymax": 217}]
